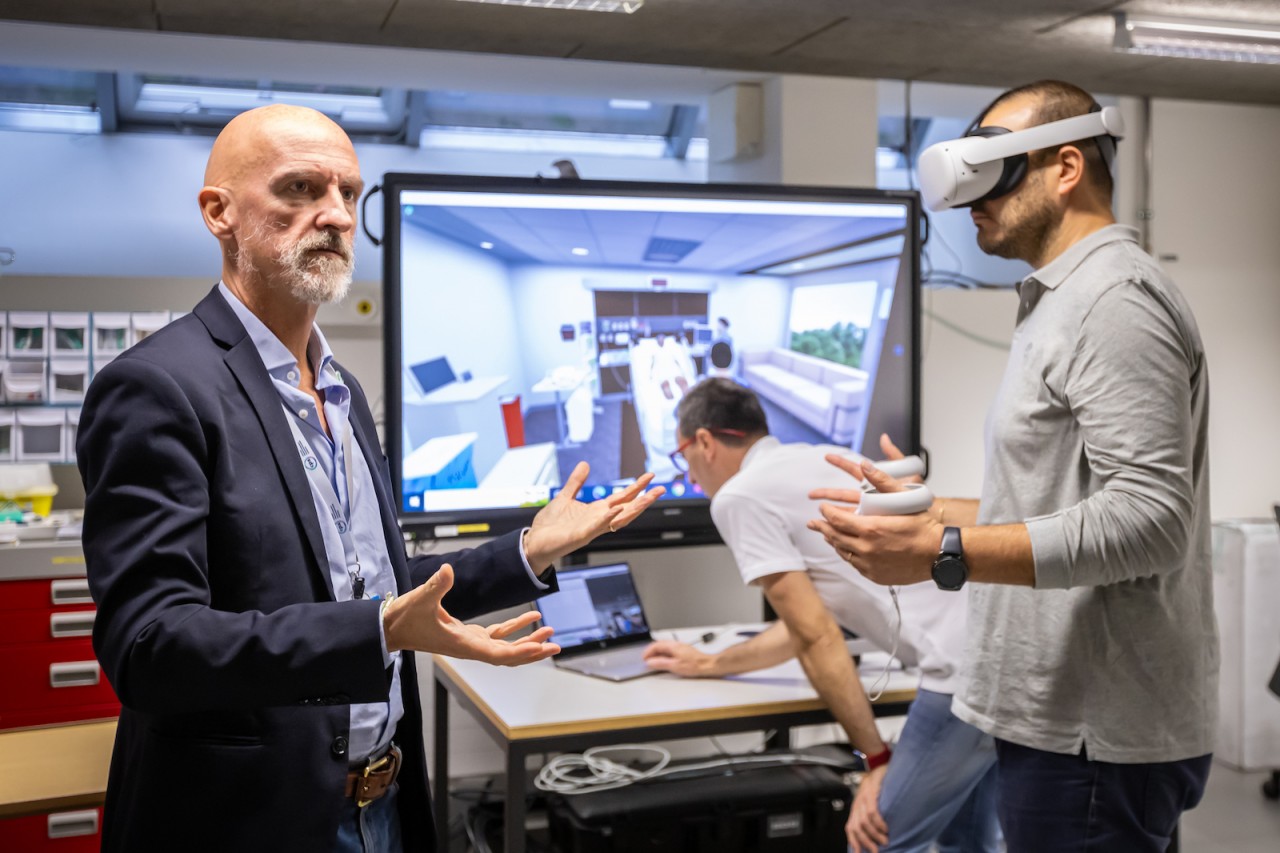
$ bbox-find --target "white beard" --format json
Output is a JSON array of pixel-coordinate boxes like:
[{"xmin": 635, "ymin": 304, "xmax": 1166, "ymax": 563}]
[{"xmin": 234, "ymin": 217, "xmax": 354, "ymax": 305}]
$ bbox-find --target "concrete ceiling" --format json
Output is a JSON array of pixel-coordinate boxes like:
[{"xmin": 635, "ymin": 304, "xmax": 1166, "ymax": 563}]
[{"xmin": 1, "ymin": 1, "xmax": 1279, "ymax": 106}]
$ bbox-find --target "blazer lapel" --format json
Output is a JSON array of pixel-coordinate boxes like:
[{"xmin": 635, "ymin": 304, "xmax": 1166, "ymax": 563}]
[{"xmin": 194, "ymin": 289, "xmax": 337, "ymax": 601}]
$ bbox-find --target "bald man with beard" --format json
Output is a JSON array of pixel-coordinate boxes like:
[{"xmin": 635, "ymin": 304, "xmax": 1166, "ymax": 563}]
[{"xmin": 76, "ymin": 105, "xmax": 662, "ymax": 853}]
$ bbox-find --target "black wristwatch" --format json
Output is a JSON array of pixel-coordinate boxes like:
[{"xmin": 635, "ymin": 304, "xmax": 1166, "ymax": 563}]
[{"xmin": 931, "ymin": 526, "xmax": 968, "ymax": 591}]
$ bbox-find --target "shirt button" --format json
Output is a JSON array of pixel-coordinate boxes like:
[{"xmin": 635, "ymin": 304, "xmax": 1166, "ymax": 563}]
[
  {"xmin": 287, "ymin": 370, "xmax": 297, "ymax": 381},
  {"xmin": 299, "ymin": 409, "xmax": 309, "ymax": 419},
  {"xmin": 331, "ymin": 735, "xmax": 348, "ymax": 758}
]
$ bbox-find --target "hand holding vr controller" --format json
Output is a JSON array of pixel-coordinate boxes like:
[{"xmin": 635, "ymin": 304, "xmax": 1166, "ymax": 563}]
[{"xmin": 807, "ymin": 435, "xmax": 945, "ymax": 587}]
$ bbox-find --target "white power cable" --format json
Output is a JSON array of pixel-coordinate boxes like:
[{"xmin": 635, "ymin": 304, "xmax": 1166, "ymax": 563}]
[
  {"xmin": 534, "ymin": 744, "xmax": 855, "ymax": 796},
  {"xmin": 864, "ymin": 586, "xmax": 901, "ymax": 702}
]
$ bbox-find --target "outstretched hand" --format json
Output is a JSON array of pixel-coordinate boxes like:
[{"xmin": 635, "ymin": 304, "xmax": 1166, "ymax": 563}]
[
  {"xmin": 383, "ymin": 564, "xmax": 560, "ymax": 666},
  {"xmin": 524, "ymin": 462, "xmax": 666, "ymax": 571},
  {"xmin": 642, "ymin": 640, "xmax": 715, "ymax": 677}
]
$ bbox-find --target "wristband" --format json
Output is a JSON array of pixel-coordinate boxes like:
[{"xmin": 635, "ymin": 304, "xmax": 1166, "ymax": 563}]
[{"xmin": 861, "ymin": 746, "xmax": 892, "ymax": 771}]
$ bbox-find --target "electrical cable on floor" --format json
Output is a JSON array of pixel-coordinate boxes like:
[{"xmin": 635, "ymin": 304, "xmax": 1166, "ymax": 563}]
[{"xmin": 534, "ymin": 743, "xmax": 859, "ymax": 796}]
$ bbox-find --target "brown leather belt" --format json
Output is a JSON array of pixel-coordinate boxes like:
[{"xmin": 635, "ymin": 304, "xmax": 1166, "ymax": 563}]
[{"xmin": 345, "ymin": 743, "xmax": 402, "ymax": 807}]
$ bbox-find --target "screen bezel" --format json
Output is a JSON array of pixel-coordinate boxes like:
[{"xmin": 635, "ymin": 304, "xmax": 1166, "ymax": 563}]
[{"xmin": 381, "ymin": 172, "xmax": 922, "ymax": 549}]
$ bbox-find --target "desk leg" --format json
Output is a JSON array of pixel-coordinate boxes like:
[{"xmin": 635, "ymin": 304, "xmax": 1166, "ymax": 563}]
[
  {"xmin": 504, "ymin": 745, "xmax": 527, "ymax": 853},
  {"xmin": 434, "ymin": 678, "xmax": 450, "ymax": 852},
  {"xmin": 767, "ymin": 728, "xmax": 792, "ymax": 750},
  {"xmin": 1169, "ymin": 822, "xmax": 1179, "ymax": 853}
]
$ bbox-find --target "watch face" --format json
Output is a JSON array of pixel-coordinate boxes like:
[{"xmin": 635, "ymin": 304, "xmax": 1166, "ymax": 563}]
[{"xmin": 932, "ymin": 556, "xmax": 967, "ymax": 591}]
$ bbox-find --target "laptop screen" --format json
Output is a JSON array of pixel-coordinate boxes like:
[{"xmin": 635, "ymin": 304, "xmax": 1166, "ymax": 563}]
[{"xmin": 535, "ymin": 562, "xmax": 651, "ymax": 652}]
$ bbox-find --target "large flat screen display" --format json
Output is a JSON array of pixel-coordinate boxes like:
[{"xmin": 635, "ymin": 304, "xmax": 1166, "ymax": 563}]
[{"xmin": 383, "ymin": 174, "xmax": 920, "ymax": 546}]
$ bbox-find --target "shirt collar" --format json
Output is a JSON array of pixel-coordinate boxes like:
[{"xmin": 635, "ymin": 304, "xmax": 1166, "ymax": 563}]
[
  {"xmin": 1020, "ymin": 224, "xmax": 1139, "ymax": 293},
  {"xmin": 739, "ymin": 435, "xmax": 779, "ymax": 471},
  {"xmin": 218, "ymin": 282, "xmax": 338, "ymax": 387}
]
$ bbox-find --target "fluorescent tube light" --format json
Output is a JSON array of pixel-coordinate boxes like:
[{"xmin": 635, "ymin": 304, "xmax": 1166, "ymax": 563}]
[
  {"xmin": 1114, "ymin": 12, "xmax": 1280, "ymax": 64},
  {"xmin": 608, "ymin": 99, "xmax": 653, "ymax": 110},
  {"xmin": 0, "ymin": 103, "xmax": 100, "ymax": 134},
  {"xmin": 455, "ymin": 0, "xmax": 643, "ymax": 13}
]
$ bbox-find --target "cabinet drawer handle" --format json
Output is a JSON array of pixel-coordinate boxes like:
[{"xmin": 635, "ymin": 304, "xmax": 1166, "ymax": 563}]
[
  {"xmin": 50, "ymin": 578, "xmax": 93, "ymax": 606},
  {"xmin": 49, "ymin": 661, "xmax": 101, "ymax": 688},
  {"xmin": 48, "ymin": 809, "xmax": 99, "ymax": 839},
  {"xmin": 50, "ymin": 611, "xmax": 96, "ymax": 638}
]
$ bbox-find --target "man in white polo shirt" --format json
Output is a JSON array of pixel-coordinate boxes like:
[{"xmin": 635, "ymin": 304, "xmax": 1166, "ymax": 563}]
[{"xmin": 643, "ymin": 378, "xmax": 997, "ymax": 853}]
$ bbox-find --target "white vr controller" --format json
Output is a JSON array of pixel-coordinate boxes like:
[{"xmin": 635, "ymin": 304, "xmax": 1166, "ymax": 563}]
[{"xmin": 855, "ymin": 454, "xmax": 933, "ymax": 517}]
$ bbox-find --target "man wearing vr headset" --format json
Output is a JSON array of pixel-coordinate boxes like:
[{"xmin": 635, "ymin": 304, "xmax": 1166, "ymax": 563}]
[{"xmin": 810, "ymin": 80, "xmax": 1215, "ymax": 852}]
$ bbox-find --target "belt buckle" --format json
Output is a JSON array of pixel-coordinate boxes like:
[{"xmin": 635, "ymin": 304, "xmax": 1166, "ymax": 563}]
[{"xmin": 356, "ymin": 744, "xmax": 400, "ymax": 809}]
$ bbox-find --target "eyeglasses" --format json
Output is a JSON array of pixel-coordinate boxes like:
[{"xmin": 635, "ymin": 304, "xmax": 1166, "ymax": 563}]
[{"xmin": 668, "ymin": 428, "xmax": 747, "ymax": 473}]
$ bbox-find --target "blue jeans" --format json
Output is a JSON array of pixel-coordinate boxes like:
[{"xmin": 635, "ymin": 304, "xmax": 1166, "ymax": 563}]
[
  {"xmin": 994, "ymin": 739, "xmax": 1212, "ymax": 852},
  {"xmin": 333, "ymin": 782, "xmax": 404, "ymax": 853},
  {"xmin": 875, "ymin": 688, "xmax": 1001, "ymax": 853}
]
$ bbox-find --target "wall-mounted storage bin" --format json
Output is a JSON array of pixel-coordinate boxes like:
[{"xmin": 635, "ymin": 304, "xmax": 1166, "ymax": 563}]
[
  {"xmin": 7, "ymin": 312, "xmax": 49, "ymax": 358},
  {"xmin": 130, "ymin": 311, "xmax": 169, "ymax": 346},
  {"xmin": 15, "ymin": 409, "xmax": 66, "ymax": 462},
  {"xmin": 50, "ymin": 312, "xmax": 90, "ymax": 355},
  {"xmin": 2, "ymin": 360, "xmax": 47, "ymax": 403},
  {"xmin": 49, "ymin": 361, "xmax": 89, "ymax": 404},
  {"xmin": 90, "ymin": 312, "xmax": 130, "ymax": 361}
]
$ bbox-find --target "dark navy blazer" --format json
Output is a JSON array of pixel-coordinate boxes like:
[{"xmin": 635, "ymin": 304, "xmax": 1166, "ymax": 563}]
[{"xmin": 77, "ymin": 287, "xmax": 553, "ymax": 852}]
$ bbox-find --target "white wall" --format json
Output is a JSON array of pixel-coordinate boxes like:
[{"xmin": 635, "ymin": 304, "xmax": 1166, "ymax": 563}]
[
  {"xmin": 400, "ymin": 226, "xmax": 523, "ymax": 389},
  {"xmin": 1149, "ymin": 99, "xmax": 1280, "ymax": 519}
]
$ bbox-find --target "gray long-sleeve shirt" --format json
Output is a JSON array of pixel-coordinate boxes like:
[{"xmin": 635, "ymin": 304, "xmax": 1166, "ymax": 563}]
[{"xmin": 952, "ymin": 224, "xmax": 1218, "ymax": 763}]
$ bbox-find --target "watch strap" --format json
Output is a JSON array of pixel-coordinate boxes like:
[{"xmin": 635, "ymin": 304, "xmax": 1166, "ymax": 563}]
[{"xmin": 940, "ymin": 525, "xmax": 962, "ymax": 557}]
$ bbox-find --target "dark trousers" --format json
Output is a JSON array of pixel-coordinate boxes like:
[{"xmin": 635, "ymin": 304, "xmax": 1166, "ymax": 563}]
[{"xmin": 994, "ymin": 739, "xmax": 1212, "ymax": 853}]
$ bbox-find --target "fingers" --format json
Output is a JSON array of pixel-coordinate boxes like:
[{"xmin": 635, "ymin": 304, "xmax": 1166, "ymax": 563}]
[
  {"xmin": 559, "ymin": 461, "xmax": 590, "ymax": 502},
  {"xmin": 605, "ymin": 471, "xmax": 655, "ymax": 508},
  {"xmin": 486, "ymin": 610, "xmax": 542, "ymax": 640},
  {"xmin": 609, "ymin": 485, "xmax": 666, "ymax": 529},
  {"xmin": 859, "ymin": 460, "xmax": 905, "ymax": 494},
  {"xmin": 878, "ymin": 432, "xmax": 905, "ymax": 460},
  {"xmin": 424, "ymin": 564, "xmax": 455, "ymax": 607},
  {"xmin": 642, "ymin": 641, "xmax": 679, "ymax": 659},
  {"xmin": 491, "ymin": 641, "xmax": 561, "ymax": 666},
  {"xmin": 807, "ymin": 487, "xmax": 864, "ymax": 505},
  {"xmin": 824, "ymin": 453, "xmax": 868, "ymax": 482}
]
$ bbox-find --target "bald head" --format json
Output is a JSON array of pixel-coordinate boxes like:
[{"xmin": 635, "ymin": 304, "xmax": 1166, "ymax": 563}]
[
  {"xmin": 204, "ymin": 104, "xmax": 355, "ymax": 189},
  {"xmin": 198, "ymin": 103, "xmax": 363, "ymax": 311}
]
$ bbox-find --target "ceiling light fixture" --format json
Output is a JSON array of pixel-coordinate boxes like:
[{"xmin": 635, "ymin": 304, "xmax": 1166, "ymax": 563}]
[
  {"xmin": 571, "ymin": 247, "xmax": 590, "ymax": 256},
  {"xmin": 455, "ymin": 0, "xmax": 643, "ymax": 14},
  {"xmin": 1114, "ymin": 12, "xmax": 1280, "ymax": 64},
  {"xmin": 480, "ymin": 242, "xmax": 495, "ymax": 250},
  {"xmin": 608, "ymin": 99, "xmax": 653, "ymax": 110}
]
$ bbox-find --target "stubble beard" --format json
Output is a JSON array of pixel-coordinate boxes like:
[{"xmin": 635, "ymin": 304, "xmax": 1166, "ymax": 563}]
[
  {"xmin": 975, "ymin": 185, "xmax": 1056, "ymax": 266},
  {"xmin": 234, "ymin": 216, "xmax": 354, "ymax": 305}
]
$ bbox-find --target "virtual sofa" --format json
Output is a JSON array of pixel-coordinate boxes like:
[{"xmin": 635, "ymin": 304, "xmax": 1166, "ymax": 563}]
[{"xmin": 740, "ymin": 348, "xmax": 869, "ymax": 444}]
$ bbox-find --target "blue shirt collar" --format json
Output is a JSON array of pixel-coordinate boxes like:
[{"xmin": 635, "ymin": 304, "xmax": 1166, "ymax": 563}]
[{"xmin": 217, "ymin": 282, "xmax": 340, "ymax": 390}]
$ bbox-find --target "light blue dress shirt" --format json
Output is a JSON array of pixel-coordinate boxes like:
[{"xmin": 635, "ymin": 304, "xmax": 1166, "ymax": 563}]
[{"xmin": 219, "ymin": 284, "xmax": 401, "ymax": 764}]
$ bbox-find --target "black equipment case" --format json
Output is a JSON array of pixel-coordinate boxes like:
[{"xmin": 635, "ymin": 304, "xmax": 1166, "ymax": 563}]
[{"xmin": 548, "ymin": 762, "xmax": 852, "ymax": 852}]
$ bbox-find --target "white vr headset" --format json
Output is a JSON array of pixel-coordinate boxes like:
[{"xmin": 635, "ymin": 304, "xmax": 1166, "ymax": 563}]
[{"xmin": 917, "ymin": 105, "xmax": 1125, "ymax": 212}]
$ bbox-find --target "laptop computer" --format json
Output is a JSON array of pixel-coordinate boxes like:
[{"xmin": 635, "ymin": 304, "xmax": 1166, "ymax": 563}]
[{"xmin": 535, "ymin": 562, "xmax": 660, "ymax": 682}]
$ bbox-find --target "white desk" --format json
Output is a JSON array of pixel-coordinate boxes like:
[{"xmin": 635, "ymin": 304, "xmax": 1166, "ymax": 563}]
[
  {"xmin": 531, "ymin": 367, "xmax": 590, "ymax": 445},
  {"xmin": 432, "ymin": 630, "xmax": 916, "ymax": 853},
  {"xmin": 403, "ymin": 376, "xmax": 510, "ymax": 480}
]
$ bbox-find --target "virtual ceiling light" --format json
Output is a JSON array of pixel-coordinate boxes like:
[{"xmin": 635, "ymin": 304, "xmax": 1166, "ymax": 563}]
[
  {"xmin": 455, "ymin": 0, "xmax": 643, "ymax": 12},
  {"xmin": 1114, "ymin": 12, "xmax": 1280, "ymax": 64}
]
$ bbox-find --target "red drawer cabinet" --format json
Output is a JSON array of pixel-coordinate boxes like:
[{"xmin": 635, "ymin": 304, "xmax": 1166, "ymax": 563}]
[
  {"xmin": 0, "ymin": 807, "xmax": 103, "ymax": 852},
  {"xmin": 0, "ymin": 570, "xmax": 120, "ymax": 731}
]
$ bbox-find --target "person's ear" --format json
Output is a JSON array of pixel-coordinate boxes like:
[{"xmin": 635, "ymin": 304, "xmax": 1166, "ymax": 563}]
[
  {"xmin": 695, "ymin": 427, "xmax": 716, "ymax": 461},
  {"xmin": 198, "ymin": 186, "xmax": 236, "ymax": 240},
  {"xmin": 1054, "ymin": 144, "xmax": 1086, "ymax": 201}
]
